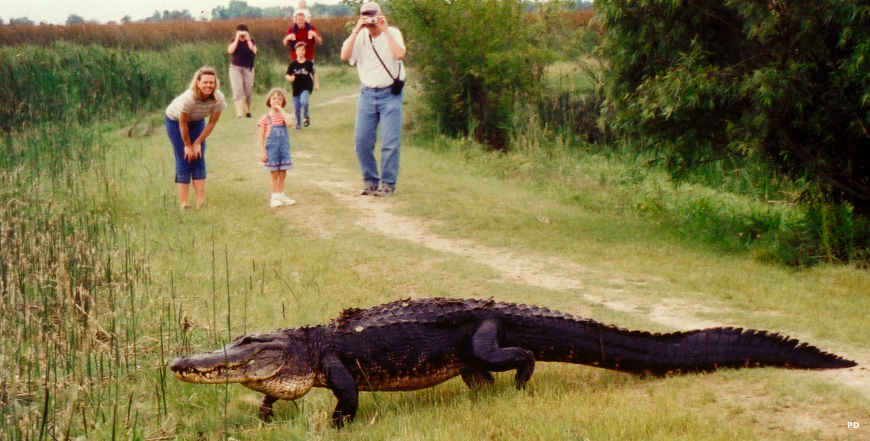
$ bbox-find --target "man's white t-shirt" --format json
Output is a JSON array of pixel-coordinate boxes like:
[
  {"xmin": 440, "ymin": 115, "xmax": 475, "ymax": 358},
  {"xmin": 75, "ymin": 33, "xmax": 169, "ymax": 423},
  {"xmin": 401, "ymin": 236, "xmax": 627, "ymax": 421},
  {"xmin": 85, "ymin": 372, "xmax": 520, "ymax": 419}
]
[{"xmin": 348, "ymin": 27, "xmax": 406, "ymax": 89}]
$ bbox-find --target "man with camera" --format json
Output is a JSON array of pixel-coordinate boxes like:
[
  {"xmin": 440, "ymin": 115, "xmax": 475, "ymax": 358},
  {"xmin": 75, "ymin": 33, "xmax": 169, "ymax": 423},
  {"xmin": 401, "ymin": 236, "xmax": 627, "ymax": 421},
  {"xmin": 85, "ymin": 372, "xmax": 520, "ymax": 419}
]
[{"xmin": 340, "ymin": 1, "xmax": 406, "ymax": 196}]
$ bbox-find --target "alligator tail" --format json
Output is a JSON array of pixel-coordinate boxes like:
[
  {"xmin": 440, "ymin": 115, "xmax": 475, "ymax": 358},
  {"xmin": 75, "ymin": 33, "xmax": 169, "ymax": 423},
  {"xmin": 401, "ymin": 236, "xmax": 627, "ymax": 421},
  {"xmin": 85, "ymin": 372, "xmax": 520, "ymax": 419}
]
[{"xmin": 506, "ymin": 318, "xmax": 856, "ymax": 375}]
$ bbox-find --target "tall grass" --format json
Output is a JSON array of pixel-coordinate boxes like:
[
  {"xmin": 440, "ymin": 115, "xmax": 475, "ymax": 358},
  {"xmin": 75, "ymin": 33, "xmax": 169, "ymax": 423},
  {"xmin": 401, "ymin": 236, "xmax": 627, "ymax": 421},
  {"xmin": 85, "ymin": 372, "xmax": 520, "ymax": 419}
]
[
  {"xmin": 0, "ymin": 42, "xmax": 290, "ymax": 132},
  {"xmin": 0, "ymin": 39, "xmax": 263, "ymax": 439},
  {"xmin": 0, "ymin": 121, "xmax": 144, "ymax": 439}
]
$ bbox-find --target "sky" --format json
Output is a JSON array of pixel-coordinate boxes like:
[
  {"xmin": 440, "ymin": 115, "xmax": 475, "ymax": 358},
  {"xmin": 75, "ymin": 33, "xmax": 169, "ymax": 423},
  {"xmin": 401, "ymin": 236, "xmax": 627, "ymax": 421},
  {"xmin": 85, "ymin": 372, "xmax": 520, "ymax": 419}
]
[{"xmin": 1, "ymin": 0, "xmax": 343, "ymax": 25}]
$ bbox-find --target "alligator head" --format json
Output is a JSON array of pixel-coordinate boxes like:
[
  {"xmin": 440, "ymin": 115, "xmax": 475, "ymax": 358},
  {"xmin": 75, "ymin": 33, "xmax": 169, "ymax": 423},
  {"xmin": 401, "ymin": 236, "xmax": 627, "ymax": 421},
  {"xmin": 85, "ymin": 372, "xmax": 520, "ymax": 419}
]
[{"xmin": 169, "ymin": 329, "xmax": 316, "ymax": 400}]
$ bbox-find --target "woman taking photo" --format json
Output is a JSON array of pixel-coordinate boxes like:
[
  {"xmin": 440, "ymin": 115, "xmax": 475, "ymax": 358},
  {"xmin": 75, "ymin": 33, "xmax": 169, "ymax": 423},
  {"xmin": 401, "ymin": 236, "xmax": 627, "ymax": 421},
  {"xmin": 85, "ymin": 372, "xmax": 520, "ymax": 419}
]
[
  {"xmin": 227, "ymin": 23, "xmax": 258, "ymax": 118},
  {"xmin": 165, "ymin": 66, "xmax": 226, "ymax": 209}
]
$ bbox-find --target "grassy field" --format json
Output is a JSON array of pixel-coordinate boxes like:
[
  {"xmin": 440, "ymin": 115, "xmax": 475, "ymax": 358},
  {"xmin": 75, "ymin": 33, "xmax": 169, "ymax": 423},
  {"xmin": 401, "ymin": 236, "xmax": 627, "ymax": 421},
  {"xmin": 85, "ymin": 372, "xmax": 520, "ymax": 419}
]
[{"xmin": 1, "ymin": 61, "xmax": 868, "ymax": 440}]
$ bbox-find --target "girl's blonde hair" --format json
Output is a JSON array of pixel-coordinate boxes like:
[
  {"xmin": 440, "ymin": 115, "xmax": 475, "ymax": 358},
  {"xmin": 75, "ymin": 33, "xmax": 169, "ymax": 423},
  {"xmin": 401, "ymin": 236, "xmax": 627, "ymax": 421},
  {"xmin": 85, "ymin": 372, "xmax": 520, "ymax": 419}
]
[
  {"xmin": 265, "ymin": 88, "xmax": 287, "ymax": 109},
  {"xmin": 189, "ymin": 66, "xmax": 220, "ymax": 101}
]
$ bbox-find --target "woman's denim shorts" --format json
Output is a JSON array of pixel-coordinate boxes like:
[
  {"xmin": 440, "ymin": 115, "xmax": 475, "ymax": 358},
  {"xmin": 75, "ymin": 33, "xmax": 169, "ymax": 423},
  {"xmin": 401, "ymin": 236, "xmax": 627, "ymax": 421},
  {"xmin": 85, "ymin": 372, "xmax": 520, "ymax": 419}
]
[{"xmin": 165, "ymin": 116, "xmax": 206, "ymax": 183}]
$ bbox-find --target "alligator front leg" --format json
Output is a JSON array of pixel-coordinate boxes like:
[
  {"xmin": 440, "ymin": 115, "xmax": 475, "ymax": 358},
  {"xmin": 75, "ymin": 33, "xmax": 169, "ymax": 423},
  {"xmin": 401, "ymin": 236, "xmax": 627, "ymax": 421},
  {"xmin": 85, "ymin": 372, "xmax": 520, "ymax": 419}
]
[
  {"xmin": 322, "ymin": 352, "xmax": 359, "ymax": 428},
  {"xmin": 259, "ymin": 395, "xmax": 279, "ymax": 421},
  {"xmin": 470, "ymin": 319, "xmax": 535, "ymax": 388}
]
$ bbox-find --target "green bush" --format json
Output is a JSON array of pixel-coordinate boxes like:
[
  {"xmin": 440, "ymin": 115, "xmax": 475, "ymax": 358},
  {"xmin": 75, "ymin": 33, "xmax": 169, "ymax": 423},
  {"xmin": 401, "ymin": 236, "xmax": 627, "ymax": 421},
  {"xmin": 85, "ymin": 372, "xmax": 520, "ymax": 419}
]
[
  {"xmin": 391, "ymin": 0, "xmax": 554, "ymax": 150},
  {"xmin": 771, "ymin": 203, "xmax": 870, "ymax": 266},
  {"xmin": 596, "ymin": 0, "xmax": 870, "ymax": 217}
]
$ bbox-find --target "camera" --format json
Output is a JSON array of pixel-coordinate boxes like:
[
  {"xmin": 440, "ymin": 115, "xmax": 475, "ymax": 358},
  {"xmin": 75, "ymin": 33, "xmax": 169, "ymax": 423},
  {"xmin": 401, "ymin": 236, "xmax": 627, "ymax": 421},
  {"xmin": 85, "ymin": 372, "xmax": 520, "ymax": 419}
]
[{"xmin": 363, "ymin": 16, "xmax": 378, "ymax": 24}]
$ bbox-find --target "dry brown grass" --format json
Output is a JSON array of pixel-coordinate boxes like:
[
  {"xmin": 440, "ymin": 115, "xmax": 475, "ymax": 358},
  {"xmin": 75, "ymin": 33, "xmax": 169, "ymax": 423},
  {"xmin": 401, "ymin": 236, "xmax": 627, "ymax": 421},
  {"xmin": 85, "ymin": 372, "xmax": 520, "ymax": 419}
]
[
  {"xmin": 0, "ymin": 10, "xmax": 595, "ymax": 62},
  {"xmin": 0, "ymin": 17, "xmax": 352, "ymax": 61}
]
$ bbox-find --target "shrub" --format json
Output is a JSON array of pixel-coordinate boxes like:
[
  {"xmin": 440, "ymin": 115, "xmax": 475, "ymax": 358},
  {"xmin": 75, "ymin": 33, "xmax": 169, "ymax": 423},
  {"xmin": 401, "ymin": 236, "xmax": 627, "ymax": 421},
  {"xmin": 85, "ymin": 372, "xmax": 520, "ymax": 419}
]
[
  {"xmin": 596, "ymin": 0, "xmax": 870, "ymax": 216},
  {"xmin": 391, "ymin": 0, "xmax": 555, "ymax": 150}
]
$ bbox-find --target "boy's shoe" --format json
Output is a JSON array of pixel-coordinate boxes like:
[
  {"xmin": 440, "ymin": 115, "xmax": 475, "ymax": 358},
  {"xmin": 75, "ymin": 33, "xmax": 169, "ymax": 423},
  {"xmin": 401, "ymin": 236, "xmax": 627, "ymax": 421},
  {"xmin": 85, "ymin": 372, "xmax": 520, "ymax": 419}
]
[
  {"xmin": 270, "ymin": 196, "xmax": 283, "ymax": 208},
  {"xmin": 360, "ymin": 184, "xmax": 379, "ymax": 196},
  {"xmin": 246, "ymin": 113, "xmax": 251, "ymax": 118},
  {"xmin": 303, "ymin": 117, "xmax": 310, "ymax": 127},
  {"xmin": 375, "ymin": 184, "xmax": 395, "ymax": 196},
  {"xmin": 278, "ymin": 193, "xmax": 296, "ymax": 206}
]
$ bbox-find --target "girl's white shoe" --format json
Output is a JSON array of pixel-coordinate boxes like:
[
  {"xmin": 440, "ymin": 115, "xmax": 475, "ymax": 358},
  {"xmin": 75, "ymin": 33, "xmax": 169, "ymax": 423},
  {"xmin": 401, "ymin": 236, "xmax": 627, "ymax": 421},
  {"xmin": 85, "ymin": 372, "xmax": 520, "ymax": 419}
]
[
  {"xmin": 270, "ymin": 193, "xmax": 296, "ymax": 207},
  {"xmin": 278, "ymin": 193, "xmax": 296, "ymax": 206}
]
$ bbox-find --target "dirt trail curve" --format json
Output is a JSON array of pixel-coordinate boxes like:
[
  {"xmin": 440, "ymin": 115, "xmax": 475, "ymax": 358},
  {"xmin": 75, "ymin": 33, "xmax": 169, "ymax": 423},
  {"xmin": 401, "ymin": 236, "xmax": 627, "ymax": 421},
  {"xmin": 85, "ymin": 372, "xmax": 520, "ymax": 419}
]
[{"xmin": 290, "ymin": 94, "xmax": 869, "ymax": 400}]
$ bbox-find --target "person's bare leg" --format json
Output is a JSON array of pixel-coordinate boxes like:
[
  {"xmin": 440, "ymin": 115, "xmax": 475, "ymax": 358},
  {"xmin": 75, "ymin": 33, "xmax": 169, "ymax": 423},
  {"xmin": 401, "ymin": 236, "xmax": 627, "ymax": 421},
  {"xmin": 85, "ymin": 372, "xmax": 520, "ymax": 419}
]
[
  {"xmin": 276, "ymin": 170, "xmax": 286, "ymax": 194},
  {"xmin": 270, "ymin": 171, "xmax": 281, "ymax": 193},
  {"xmin": 177, "ymin": 182, "xmax": 191, "ymax": 209},
  {"xmin": 192, "ymin": 179, "xmax": 206, "ymax": 208},
  {"xmin": 234, "ymin": 99, "xmax": 245, "ymax": 118}
]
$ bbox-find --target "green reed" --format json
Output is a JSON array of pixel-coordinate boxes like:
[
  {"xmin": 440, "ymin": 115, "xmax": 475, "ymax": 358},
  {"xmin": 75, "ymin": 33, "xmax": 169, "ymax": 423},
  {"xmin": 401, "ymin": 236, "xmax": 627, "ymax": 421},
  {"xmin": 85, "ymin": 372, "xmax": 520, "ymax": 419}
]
[
  {"xmin": 0, "ymin": 42, "xmax": 288, "ymax": 133},
  {"xmin": 0, "ymin": 114, "xmax": 154, "ymax": 439}
]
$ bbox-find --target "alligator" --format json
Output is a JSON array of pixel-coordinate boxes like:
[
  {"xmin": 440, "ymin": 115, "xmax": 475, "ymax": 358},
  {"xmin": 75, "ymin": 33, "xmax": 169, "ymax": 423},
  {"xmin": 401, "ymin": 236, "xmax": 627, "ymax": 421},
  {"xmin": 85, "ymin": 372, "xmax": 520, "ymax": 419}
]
[{"xmin": 169, "ymin": 297, "xmax": 856, "ymax": 427}]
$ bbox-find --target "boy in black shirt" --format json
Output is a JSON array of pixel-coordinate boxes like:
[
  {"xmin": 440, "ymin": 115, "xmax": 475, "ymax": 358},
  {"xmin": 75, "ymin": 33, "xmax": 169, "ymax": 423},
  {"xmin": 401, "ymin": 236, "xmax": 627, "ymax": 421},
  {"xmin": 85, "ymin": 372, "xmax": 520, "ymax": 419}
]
[{"xmin": 286, "ymin": 42, "xmax": 319, "ymax": 128}]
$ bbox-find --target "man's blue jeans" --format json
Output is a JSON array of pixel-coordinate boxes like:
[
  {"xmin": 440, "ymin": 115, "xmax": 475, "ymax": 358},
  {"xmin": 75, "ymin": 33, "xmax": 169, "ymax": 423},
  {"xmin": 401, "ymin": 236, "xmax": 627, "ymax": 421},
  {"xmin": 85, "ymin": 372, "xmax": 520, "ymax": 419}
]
[{"xmin": 354, "ymin": 86, "xmax": 403, "ymax": 189}]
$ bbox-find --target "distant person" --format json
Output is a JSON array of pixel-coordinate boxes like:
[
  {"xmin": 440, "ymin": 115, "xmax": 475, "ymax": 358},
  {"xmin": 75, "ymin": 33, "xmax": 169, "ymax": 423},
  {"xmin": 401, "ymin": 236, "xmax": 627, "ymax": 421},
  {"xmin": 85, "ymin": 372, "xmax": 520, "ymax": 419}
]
[
  {"xmin": 227, "ymin": 23, "xmax": 258, "ymax": 118},
  {"xmin": 340, "ymin": 1, "xmax": 406, "ymax": 196},
  {"xmin": 286, "ymin": 42, "xmax": 319, "ymax": 129},
  {"xmin": 282, "ymin": 9, "xmax": 322, "ymax": 62},
  {"xmin": 165, "ymin": 66, "xmax": 226, "ymax": 209},
  {"xmin": 258, "ymin": 88, "xmax": 296, "ymax": 208}
]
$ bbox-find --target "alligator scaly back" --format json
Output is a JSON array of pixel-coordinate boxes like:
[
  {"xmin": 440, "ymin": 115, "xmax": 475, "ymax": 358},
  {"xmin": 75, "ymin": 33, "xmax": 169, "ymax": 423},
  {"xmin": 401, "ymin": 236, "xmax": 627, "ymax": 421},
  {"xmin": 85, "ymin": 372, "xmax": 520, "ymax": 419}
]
[{"xmin": 331, "ymin": 297, "xmax": 854, "ymax": 373}]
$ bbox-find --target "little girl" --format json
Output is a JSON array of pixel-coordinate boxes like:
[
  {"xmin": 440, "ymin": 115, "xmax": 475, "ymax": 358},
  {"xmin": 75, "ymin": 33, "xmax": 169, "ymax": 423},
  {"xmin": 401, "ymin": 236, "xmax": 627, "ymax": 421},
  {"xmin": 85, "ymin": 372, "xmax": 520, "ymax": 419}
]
[{"xmin": 258, "ymin": 88, "xmax": 295, "ymax": 207}]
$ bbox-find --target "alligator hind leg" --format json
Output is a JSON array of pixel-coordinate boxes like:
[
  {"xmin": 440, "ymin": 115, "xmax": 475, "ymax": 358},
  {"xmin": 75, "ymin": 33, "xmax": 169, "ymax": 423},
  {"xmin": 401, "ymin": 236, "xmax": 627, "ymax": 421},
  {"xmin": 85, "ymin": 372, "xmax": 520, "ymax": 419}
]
[
  {"xmin": 470, "ymin": 319, "xmax": 535, "ymax": 389},
  {"xmin": 460, "ymin": 368, "xmax": 494, "ymax": 388},
  {"xmin": 259, "ymin": 395, "xmax": 278, "ymax": 421}
]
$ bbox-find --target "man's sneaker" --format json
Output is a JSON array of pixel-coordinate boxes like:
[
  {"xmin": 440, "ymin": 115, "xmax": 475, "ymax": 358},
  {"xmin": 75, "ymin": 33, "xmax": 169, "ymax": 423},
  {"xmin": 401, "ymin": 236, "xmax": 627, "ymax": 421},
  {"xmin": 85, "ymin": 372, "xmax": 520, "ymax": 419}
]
[
  {"xmin": 303, "ymin": 117, "xmax": 310, "ymax": 127},
  {"xmin": 360, "ymin": 184, "xmax": 379, "ymax": 196},
  {"xmin": 278, "ymin": 193, "xmax": 296, "ymax": 206},
  {"xmin": 375, "ymin": 184, "xmax": 395, "ymax": 196}
]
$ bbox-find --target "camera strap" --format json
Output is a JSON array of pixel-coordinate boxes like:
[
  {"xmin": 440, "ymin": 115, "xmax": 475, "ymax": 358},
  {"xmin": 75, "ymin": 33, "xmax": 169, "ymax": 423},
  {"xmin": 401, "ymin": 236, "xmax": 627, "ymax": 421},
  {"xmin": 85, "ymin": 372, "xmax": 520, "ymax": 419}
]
[{"xmin": 369, "ymin": 33, "xmax": 401, "ymax": 83}]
